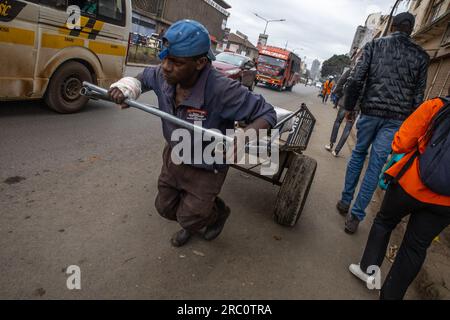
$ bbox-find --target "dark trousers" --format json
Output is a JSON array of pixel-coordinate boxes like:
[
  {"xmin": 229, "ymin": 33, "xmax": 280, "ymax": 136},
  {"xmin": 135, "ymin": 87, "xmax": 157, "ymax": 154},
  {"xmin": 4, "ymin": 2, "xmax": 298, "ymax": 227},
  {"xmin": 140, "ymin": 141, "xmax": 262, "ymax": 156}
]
[
  {"xmin": 330, "ymin": 107, "xmax": 355, "ymax": 153},
  {"xmin": 155, "ymin": 145, "xmax": 229, "ymax": 233},
  {"xmin": 359, "ymin": 183, "xmax": 450, "ymax": 300},
  {"xmin": 322, "ymin": 94, "xmax": 329, "ymax": 103}
]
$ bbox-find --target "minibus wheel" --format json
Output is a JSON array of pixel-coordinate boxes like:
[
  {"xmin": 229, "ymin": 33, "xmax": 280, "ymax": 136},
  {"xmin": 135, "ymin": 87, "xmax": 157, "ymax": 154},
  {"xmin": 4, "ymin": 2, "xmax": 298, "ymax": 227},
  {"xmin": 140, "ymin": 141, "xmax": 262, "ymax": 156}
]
[{"xmin": 45, "ymin": 61, "xmax": 93, "ymax": 114}]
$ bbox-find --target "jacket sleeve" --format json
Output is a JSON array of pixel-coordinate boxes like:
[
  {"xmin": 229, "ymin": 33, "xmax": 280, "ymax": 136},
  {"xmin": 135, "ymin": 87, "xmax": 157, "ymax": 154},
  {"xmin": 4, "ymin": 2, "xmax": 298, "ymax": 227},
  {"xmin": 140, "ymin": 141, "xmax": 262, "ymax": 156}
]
[
  {"xmin": 412, "ymin": 55, "xmax": 429, "ymax": 109},
  {"xmin": 136, "ymin": 66, "xmax": 160, "ymax": 94},
  {"xmin": 391, "ymin": 99, "xmax": 439, "ymax": 154},
  {"xmin": 344, "ymin": 42, "xmax": 373, "ymax": 112},
  {"xmin": 219, "ymin": 79, "xmax": 277, "ymax": 128}
]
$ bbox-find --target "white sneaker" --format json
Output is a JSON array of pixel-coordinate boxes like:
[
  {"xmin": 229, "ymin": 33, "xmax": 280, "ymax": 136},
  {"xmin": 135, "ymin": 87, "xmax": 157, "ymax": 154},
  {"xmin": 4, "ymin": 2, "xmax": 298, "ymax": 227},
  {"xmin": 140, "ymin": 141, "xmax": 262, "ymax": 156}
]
[
  {"xmin": 349, "ymin": 263, "xmax": 370, "ymax": 284},
  {"xmin": 332, "ymin": 150, "xmax": 339, "ymax": 157},
  {"xmin": 325, "ymin": 144, "xmax": 333, "ymax": 151}
]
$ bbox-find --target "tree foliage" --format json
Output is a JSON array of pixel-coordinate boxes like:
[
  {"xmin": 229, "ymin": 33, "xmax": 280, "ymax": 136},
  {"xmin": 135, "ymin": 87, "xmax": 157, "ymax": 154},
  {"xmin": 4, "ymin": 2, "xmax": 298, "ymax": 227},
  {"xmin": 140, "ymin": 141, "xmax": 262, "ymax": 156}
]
[{"xmin": 321, "ymin": 54, "xmax": 351, "ymax": 78}]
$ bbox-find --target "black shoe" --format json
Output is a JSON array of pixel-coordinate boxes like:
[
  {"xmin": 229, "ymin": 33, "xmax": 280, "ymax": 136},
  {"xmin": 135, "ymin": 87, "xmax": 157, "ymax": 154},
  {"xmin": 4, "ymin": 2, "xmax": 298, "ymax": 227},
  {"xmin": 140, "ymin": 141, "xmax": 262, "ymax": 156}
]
[
  {"xmin": 336, "ymin": 200, "xmax": 350, "ymax": 216},
  {"xmin": 203, "ymin": 198, "xmax": 230, "ymax": 241},
  {"xmin": 171, "ymin": 229, "xmax": 192, "ymax": 247},
  {"xmin": 344, "ymin": 213, "xmax": 360, "ymax": 234}
]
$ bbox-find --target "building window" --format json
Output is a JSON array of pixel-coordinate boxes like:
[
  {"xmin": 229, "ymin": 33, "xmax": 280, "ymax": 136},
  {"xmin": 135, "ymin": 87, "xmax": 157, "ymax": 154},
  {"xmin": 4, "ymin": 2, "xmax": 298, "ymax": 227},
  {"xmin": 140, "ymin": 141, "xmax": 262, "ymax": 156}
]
[{"xmin": 428, "ymin": 0, "xmax": 444, "ymax": 24}]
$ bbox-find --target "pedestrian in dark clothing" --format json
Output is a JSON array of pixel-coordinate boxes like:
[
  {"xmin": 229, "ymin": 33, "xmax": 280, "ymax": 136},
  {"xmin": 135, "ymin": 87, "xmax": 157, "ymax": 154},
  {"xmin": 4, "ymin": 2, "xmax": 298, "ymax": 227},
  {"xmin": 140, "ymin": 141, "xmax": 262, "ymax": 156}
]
[
  {"xmin": 325, "ymin": 68, "xmax": 359, "ymax": 157},
  {"xmin": 157, "ymin": 28, "xmax": 165, "ymax": 50},
  {"xmin": 348, "ymin": 89, "xmax": 450, "ymax": 300},
  {"xmin": 336, "ymin": 12, "xmax": 430, "ymax": 234},
  {"xmin": 332, "ymin": 69, "xmax": 349, "ymax": 109},
  {"xmin": 108, "ymin": 20, "xmax": 276, "ymax": 247}
]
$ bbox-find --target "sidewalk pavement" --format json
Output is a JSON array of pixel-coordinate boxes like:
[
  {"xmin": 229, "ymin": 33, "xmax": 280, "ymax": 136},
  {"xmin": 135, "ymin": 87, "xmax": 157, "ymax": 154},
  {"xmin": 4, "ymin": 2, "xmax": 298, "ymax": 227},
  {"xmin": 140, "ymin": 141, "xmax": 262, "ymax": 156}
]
[{"xmin": 346, "ymin": 116, "xmax": 450, "ymax": 300}]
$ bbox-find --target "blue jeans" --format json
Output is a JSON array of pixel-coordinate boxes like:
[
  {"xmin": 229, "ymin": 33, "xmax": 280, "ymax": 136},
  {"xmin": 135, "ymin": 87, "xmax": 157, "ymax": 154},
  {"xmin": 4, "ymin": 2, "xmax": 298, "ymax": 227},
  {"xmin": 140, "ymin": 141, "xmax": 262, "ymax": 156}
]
[{"xmin": 341, "ymin": 115, "xmax": 403, "ymax": 221}]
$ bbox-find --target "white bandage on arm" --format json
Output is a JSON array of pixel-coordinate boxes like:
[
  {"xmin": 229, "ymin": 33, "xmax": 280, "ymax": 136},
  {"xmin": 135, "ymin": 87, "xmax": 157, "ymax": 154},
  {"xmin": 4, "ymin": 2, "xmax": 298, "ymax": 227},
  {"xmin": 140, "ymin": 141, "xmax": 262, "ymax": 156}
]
[{"xmin": 110, "ymin": 77, "xmax": 142, "ymax": 101}]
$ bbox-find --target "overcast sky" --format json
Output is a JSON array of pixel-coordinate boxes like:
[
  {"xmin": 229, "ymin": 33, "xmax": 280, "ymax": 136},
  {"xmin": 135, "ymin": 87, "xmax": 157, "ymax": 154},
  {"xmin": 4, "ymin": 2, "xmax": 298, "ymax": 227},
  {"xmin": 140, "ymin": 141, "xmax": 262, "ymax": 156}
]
[{"xmin": 224, "ymin": 0, "xmax": 410, "ymax": 67}]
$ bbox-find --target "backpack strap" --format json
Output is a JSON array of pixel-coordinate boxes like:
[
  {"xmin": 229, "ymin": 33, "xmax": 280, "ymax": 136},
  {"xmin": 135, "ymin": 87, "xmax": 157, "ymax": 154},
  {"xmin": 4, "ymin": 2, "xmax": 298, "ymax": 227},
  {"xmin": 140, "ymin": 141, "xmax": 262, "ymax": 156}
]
[
  {"xmin": 426, "ymin": 97, "xmax": 450, "ymax": 142},
  {"xmin": 390, "ymin": 150, "xmax": 418, "ymax": 185},
  {"xmin": 440, "ymin": 96, "xmax": 450, "ymax": 105},
  {"xmin": 434, "ymin": 97, "xmax": 450, "ymax": 123}
]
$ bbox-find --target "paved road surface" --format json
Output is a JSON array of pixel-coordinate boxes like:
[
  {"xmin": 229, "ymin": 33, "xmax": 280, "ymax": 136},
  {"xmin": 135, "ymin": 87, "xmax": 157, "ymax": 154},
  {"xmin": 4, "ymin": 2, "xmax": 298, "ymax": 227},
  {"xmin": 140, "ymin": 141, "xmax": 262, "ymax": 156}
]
[{"xmin": 0, "ymin": 71, "xmax": 415, "ymax": 299}]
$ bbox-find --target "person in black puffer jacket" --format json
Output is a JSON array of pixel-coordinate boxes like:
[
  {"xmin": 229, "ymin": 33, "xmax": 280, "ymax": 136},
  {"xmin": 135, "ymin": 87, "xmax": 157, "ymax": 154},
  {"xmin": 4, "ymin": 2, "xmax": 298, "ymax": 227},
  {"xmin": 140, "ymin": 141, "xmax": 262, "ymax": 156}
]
[{"xmin": 336, "ymin": 12, "xmax": 430, "ymax": 234}]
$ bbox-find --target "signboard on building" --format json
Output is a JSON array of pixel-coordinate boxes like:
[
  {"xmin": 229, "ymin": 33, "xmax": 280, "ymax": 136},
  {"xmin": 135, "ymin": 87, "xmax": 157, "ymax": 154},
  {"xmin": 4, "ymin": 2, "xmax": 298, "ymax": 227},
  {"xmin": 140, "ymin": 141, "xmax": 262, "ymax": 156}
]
[
  {"xmin": 203, "ymin": 0, "xmax": 230, "ymax": 17},
  {"xmin": 257, "ymin": 34, "xmax": 268, "ymax": 47}
]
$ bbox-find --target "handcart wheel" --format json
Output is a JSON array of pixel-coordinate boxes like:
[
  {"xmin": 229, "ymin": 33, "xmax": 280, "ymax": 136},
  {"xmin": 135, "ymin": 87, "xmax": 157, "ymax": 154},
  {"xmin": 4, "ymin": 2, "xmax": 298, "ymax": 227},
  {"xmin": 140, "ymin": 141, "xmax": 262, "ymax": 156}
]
[{"xmin": 273, "ymin": 152, "xmax": 317, "ymax": 227}]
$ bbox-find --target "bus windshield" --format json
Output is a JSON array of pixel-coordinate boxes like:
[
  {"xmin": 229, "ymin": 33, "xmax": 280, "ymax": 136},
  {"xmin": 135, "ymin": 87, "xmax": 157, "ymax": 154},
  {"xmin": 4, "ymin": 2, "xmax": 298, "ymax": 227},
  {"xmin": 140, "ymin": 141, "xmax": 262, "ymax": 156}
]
[{"xmin": 258, "ymin": 55, "xmax": 286, "ymax": 68}]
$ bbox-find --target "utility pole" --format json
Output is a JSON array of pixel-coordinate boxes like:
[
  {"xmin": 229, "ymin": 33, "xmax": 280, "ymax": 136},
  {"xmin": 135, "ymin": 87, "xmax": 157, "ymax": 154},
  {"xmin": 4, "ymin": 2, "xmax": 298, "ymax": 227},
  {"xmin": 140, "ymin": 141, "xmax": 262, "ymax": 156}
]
[{"xmin": 382, "ymin": 0, "xmax": 402, "ymax": 37}]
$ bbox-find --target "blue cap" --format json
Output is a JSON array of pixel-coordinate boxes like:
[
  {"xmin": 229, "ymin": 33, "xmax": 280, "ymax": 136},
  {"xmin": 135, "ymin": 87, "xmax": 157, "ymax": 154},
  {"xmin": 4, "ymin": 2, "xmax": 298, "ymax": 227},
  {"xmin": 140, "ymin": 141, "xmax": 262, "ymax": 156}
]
[{"xmin": 158, "ymin": 19, "xmax": 216, "ymax": 61}]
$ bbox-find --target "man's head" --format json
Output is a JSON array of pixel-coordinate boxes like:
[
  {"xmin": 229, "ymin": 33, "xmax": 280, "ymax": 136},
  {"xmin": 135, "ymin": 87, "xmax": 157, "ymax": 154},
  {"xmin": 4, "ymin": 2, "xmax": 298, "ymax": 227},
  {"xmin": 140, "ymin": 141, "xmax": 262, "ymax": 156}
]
[
  {"xmin": 159, "ymin": 20, "xmax": 215, "ymax": 86},
  {"xmin": 391, "ymin": 12, "xmax": 415, "ymax": 36}
]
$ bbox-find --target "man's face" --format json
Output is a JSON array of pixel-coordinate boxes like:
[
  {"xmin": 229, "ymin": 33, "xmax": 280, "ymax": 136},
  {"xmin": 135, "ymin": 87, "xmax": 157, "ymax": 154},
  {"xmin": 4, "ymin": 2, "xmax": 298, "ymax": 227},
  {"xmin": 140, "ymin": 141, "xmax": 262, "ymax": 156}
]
[{"xmin": 161, "ymin": 55, "xmax": 207, "ymax": 86}]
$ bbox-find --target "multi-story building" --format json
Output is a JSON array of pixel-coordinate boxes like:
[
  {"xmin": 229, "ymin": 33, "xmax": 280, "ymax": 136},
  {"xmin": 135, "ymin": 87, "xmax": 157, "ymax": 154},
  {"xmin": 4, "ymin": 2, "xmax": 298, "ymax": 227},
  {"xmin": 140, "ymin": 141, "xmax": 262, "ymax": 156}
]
[
  {"xmin": 349, "ymin": 26, "xmax": 367, "ymax": 57},
  {"xmin": 359, "ymin": 13, "xmax": 389, "ymax": 47},
  {"xmin": 131, "ymin": 0, "xmax": 231, "ymax": 49},
  {"xmin": 409, "ymin": 0, "xmax": 450, "ymax": 99},
  {"xmin": 310, "ymin": 59, "xmax": 321, "ymax": 81},
  {"xmin": 349, "ymin": 12, "xmax": 390, "ymax": 58}
]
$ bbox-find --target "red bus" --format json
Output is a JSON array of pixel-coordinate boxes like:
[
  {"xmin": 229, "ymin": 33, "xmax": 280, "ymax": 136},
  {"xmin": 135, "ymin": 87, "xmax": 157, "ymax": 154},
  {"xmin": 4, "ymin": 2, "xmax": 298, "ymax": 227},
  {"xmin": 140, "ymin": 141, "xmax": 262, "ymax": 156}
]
[{"xmin": 256, "ymin": 46, "xmax": 301, "ymax": 92}]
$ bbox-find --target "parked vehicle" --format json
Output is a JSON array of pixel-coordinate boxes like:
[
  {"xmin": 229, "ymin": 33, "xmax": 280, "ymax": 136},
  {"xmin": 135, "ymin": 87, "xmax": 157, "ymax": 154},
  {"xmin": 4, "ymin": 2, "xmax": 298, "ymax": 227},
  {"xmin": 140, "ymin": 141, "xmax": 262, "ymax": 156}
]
[
  {"xmin": 212, "ymin": 52, "xmax": 258, "ymax": 91},
  {"xmin": 256, "ymin": 46, "xmax": 301, "ymax": 92}
]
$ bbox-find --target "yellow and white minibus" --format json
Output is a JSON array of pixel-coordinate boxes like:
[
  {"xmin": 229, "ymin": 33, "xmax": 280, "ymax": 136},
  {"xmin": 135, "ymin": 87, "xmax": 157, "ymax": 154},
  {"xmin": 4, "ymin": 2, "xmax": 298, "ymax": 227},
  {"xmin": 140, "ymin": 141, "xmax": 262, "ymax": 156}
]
[{"xmin": 0, "ymin": 0, "xmax": 131, "ymax": 113}]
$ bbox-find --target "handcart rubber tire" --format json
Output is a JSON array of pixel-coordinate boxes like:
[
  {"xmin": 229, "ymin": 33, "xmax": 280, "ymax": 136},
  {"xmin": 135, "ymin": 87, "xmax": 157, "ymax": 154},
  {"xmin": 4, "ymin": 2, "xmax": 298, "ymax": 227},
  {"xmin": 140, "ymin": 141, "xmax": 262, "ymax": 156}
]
[
  {"xmin": 274, "ymin": 153, "xmax": 317, "ymax": 227},
  {"xmin": 45, "ymin": 61, "xmax": 93, "ymax": 114}
]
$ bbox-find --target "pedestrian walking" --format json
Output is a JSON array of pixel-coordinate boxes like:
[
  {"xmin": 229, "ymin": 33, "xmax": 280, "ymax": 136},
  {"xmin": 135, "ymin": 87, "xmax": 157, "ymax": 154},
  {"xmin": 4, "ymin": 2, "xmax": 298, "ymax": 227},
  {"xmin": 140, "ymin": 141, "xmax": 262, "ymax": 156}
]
[
  {"xmin": 325, "ymin": 67, "xmax": 359, "ymax": 157},
  {"xmin": 108, "ymin": 20, "xmax": 277, "ymax": 247},
  {"xmin": 322, "ymin": 77, "xmax": 334, "ymax": 103},
  {"xmin": 348, "ymin": 89, "xmax": 450, "ymax": 300},
  {"xmin": 332, "ymin": 67, "xmax": 351, "ymax": 109},
  {"xmin": 336, "ymin": 12, "xmax": 430, "ymax": 234}
]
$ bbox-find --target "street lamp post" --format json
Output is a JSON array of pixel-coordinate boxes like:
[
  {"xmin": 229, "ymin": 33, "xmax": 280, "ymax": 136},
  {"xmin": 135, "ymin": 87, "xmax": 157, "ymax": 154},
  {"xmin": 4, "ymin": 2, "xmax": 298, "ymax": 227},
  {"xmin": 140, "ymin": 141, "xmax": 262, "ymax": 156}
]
[{"xmin": 254, "ymin": 13, "xmax": 286, "ymax": 35}]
